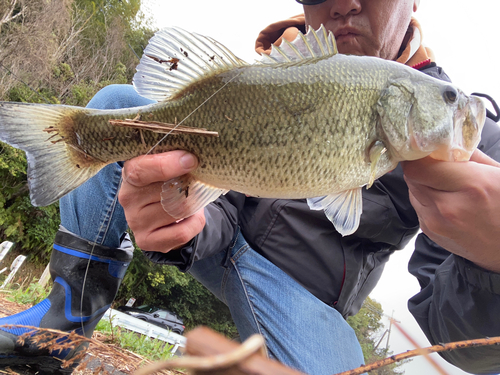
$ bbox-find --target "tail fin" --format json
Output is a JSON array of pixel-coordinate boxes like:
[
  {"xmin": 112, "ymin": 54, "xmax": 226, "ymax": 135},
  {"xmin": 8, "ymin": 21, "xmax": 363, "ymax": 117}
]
[{"xmin": 0, "ymin": 102, "xmax": 105, "ymax": 206}]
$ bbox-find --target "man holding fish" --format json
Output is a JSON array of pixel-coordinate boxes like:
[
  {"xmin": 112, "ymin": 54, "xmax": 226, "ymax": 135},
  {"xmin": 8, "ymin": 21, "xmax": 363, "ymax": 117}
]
[{"xmin": 1, "ymin": 0, "xmax": 500, "ymax": 374}]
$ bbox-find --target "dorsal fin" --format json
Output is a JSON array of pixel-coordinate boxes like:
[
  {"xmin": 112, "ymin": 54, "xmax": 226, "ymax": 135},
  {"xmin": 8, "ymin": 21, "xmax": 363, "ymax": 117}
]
[
  {"xmin": 260, "ymin": 25, "xmax": 338, "ymax": 64},
  {"xmin": 133, "ymin": 27, "xmax": 248, "ymax": 102}
]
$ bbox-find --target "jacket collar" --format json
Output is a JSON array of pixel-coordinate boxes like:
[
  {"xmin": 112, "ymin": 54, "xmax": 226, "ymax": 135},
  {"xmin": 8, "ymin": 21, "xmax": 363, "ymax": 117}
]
[{"xmin": 254, "ymin": 15, "xmax": 434, "ymax": 69}]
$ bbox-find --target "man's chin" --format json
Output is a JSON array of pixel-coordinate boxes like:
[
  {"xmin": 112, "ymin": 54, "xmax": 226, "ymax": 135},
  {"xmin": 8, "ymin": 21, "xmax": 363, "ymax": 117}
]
[{"xmin": 336, "ymin": 38, "xmax": 366, "ymax": 56}]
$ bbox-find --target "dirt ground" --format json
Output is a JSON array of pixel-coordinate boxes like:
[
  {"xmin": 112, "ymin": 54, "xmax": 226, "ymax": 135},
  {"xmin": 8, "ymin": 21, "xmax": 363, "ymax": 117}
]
[{"xmin": 0, "ymin": 294, "xmax": 180, "ymax": 375}]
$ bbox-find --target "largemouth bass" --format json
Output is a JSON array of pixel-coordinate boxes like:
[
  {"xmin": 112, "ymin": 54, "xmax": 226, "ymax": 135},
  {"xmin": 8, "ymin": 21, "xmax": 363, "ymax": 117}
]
[{"xmin": 0, "ymin": 27, "xmax": 486, "ymax": 236}]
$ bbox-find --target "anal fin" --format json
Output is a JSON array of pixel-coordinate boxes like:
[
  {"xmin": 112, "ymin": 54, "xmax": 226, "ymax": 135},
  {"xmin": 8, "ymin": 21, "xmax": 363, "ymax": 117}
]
[
  {"xmin": 161, "ymin": 175, "xmax": 228, "ymax": 220},
  {"xmin": 307, "ymin": 188, "xmax": 363, "ymax": 236}
]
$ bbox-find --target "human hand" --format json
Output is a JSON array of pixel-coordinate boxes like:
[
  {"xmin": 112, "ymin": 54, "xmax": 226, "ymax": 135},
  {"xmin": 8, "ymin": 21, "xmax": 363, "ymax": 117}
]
[
  {"xmin": 118, "ymin": 151, "xmax": 206, "ymax": 253},
  {"xmin": 402, "ymin": 150, "xmax": 500, "ymax": 273}
]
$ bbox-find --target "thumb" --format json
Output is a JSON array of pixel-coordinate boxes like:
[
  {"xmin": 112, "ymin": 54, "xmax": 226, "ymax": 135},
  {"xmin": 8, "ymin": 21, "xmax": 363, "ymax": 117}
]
[{"xmin": 470, "ymin": 149, "xmax": 500, "ymax": 168}]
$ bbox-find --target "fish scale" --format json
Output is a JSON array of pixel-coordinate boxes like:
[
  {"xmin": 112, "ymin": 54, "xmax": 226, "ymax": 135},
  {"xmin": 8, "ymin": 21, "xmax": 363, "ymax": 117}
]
[{"xmin": 0, "ymin": 26, "xmax": 485, "ymax": 236}]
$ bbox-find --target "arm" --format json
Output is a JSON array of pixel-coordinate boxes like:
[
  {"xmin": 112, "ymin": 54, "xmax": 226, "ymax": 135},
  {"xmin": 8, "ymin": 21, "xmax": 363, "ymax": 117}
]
[
  {"xmin": 403, "ymin": 119, "xmax": 500, "ymax": 373},
  {"xmin": 118, "ymin": 151, "xmax": 240, "ymax": 271}
]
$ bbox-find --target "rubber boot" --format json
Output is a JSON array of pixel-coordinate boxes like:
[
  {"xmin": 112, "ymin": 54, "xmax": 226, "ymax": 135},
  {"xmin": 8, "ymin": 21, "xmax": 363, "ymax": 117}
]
[{"xmin": 0, "ymin": 230, "xmax": 133, "ymax": 374}]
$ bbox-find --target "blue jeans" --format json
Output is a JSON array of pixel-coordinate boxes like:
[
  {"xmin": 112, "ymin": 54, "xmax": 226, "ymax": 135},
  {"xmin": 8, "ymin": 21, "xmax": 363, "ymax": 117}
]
[{"xmin": 60, "ymin": 84, "xmax": 365, "ymax": 375}]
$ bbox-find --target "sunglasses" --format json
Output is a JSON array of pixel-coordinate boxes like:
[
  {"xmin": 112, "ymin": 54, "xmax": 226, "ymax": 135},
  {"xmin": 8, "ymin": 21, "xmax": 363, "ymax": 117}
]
[{"xmin": 295, "ymin": 0, "xmax": 327, "ymax": 4}]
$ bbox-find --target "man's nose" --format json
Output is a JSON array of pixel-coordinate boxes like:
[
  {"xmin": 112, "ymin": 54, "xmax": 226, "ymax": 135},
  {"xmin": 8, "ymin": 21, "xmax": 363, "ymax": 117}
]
[{"xmin": 329, "ymin": 0, "xmax": 362, "ymax": 19}]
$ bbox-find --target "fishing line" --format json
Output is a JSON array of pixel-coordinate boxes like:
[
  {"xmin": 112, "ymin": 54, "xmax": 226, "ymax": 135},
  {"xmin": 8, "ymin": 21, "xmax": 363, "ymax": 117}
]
[
  {"xmin": 78, "ymin": 186, "xmax": 121, "ymax": 337},
  {"xmin": 78, "ymin": 3, "xmax": 129, "ymax": 335},
  {"xmin": 78, "ymin": 185, "xmax": 120, "ymax": 338}
]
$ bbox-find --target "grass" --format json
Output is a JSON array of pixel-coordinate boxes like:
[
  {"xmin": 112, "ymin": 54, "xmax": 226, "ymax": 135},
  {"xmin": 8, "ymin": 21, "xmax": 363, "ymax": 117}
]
[
  {"xmin": 95, "ymin": 314, "xmax": 176, "ymax": 362},
  {"xmin": 4, "ymin": 280, "xmax": 49, "ymax": 305}
]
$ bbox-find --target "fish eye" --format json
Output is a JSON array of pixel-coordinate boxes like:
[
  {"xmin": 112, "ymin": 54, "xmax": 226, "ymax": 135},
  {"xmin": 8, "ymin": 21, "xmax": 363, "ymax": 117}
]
[{"xmin": 443, "ymin": 86, "xmax": 458, "ymax": 104}]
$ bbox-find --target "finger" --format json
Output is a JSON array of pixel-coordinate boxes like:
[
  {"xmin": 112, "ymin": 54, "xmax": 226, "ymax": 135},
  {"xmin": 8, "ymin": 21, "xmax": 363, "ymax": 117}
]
[
  {"xmin": 134, "ymin": 210, "xmax": 206, "ymax": 252},
  {"xmin": 408, "ymin": 188, "xmax": 429, "ymax": 229},
  {"xmin": 470, "ymin": 149, "xmax": 500, "ymax": 168},
  {"xmin": 407, "ymin": 175, "xmax": 477, "ymax": 239},
  {"xmin": 119, "ymin": 181, "xmax": 165, "ymax": 210},
  {"xmin": 402, "ymin": 157, "xmax": 477, "ymax": 192},
  {"xmin": 125, "ymin": 201, "xmax": 177, "ymax": 232},
  {"xmin": 403, "ymin": 149, "xmax": 500, "ymax": 191},
  {"xmin": 122, "ymin": 151, "xmax": 198, "ymax": 187},
  {"xmin": 407, "ymin": 187, "xmax": 448, "ymax": 237},
  {"xmin": 405, "ymin": 178, "xmax": 436, "ymax": 208}
]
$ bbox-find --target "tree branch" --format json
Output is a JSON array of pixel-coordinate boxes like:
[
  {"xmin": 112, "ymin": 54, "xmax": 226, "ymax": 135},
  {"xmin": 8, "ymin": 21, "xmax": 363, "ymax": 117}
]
[
  {"xmin": 334, "ymin": 336, "xmax": 500, "ymax": 375},
  {"xmin": 0, "ymin": 0, "xmax": 26, "ymax": 30}
]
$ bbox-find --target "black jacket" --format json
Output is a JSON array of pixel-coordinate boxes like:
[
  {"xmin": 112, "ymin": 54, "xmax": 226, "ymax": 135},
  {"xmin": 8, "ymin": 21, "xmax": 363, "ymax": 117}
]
[{"xmin": 145, "ymin": 64, "xmax": 500, "ymax": 374}]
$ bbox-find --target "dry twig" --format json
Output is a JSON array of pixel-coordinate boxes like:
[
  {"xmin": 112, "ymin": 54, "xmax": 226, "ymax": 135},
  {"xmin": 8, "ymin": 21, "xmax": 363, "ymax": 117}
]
[
  {"xmin": 0, "ymin": 0, "xmax": 26, "ymax": 30},
  {"xmin": 109, "ymin": 119, "xmax": 219, "ymax": 137},
  {"xmin": 0, "ymin": 324, "xmax": 176, "ymax": 374},
  {"xmin": 334, "ymin": 336, "xmax": 500, "ymax": 375},
  {"xmin": 3, "ymin": 318, "xmax": 499, "ymax": 375},
  {"xmin": 390, "ymin": 319, "xmax": 449, "ymax": 375},
  {"xmin": 135, "ymin": 327, "xmax": 305, "ymax": 375},
  {"xmin": 134, "ymin": 328, "xmax": 500, "ymax": 375},
  {"xmin": 134, "ymin": 334, "xmax": 266, "ymax": 375}
]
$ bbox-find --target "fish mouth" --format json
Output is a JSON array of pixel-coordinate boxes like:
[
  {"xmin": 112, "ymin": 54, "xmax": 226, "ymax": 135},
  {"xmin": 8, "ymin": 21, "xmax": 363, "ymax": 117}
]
[
  {"xmin": 428, "ymin": 94, "xmax": 486, "ymax": 162},
  {"xmin": 469, "ymin": 95, "xmax": 487, "ymax": 134},
  {"xmin": 450, "ymin": 95, "xmax": 485, "ymax": 161}
]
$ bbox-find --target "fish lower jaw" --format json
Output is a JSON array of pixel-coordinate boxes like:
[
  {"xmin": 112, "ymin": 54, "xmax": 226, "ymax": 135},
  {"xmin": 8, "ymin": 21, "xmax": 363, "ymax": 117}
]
[
  {"xmin": 451, "ymin": 148, "xmax": 473, "ymax": 162},
  {"xmin": 428, "ymin": 146, "xmax": 472, "ymax": 162}
]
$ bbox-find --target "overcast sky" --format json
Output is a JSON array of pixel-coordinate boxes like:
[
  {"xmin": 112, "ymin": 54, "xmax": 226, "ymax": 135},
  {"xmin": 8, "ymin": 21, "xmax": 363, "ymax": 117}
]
[{"xmin": 141, "ymin": 1, "xmax": 500, "ymax": 374}]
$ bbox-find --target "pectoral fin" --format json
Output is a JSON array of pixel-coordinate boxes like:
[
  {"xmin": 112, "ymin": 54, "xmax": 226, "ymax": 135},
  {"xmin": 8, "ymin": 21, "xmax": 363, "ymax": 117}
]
[
  {"xmin": 161, "ymin": 175, "xmax": 228, "ymax": 220},
  {"xmin": 368, "ymin": 141, "xmax": 387, "ymax": 188},
  {"xmin": 307, "ymin": 188, "xmax": 363, "ymax": 236}
]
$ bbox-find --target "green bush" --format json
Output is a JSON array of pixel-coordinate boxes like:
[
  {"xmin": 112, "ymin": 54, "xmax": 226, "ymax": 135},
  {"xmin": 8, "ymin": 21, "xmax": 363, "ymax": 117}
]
[
  {"xmin": 0, "ymin": 144, "xmax": 60, "ymax": 263},
  {"xmin": 117, "ymin": 247, "xmax": 238, "ymax": 338}
]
